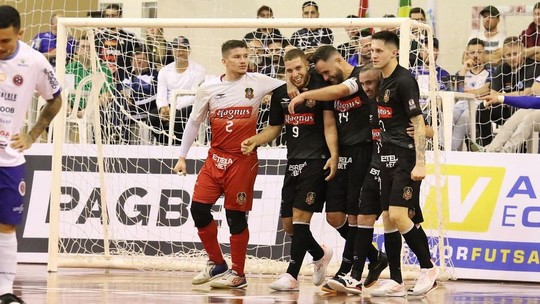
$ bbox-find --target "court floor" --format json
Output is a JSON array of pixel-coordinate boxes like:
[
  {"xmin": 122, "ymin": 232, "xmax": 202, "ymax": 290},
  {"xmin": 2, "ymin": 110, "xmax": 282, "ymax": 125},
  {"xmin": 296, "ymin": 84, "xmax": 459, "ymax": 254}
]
[{"xmin": 13, "ymin": 264, "xmax": 540, "ymax": 303}]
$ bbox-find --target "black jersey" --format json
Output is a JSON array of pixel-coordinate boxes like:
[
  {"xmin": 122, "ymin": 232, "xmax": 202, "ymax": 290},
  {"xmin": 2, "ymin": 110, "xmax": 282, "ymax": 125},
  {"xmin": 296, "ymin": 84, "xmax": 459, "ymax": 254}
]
[
  {"xmin": 377, "ymin": 65, "xmax": 423, "ymax": 150},
  {"xmin": 269, "ymin": 72, "xmax": 333, "ymax": 160},
  {"xmin": 333, "ymin": 66, "xmax": 371, "ymax": 146},
  {"xmin": 369, "ymin": 98, "xmax": 383, "ymax": 168}
]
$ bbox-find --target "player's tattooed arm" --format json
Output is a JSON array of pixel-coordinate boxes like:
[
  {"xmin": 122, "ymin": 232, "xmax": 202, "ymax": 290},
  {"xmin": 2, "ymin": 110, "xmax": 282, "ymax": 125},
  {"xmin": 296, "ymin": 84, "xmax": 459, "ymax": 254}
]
[
  {"xmin": 410, "ymin": 114, "xmax": 426, "ymax": 181},
  {"xmin": 29, "ymin": 94, "xmax": 62, "ymax": 141}
]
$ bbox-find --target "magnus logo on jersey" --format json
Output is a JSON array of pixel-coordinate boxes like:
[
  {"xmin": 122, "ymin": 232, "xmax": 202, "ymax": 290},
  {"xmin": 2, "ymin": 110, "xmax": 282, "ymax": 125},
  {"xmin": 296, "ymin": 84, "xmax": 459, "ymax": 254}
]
[
  {"xmin": 378, "ymin": 106, "xmax": 393, "ymax": 119},
  {"xmin": 0, "ymin": 91, "xmax": 17, "ymax": 102},
  {"xmin": 334, "ymin": 96, "xmax": 362, "ymax": 112},
  {"xmin": 214, "ymin": 107, "xmax": 252, "ymax": 119},
  {"xmin": 284, "ymin": 113, "xmax": 314, "ymax": 125},
  {"xmin": 43, "ymin": 69, "xmax": 59, "ymax": 89}
]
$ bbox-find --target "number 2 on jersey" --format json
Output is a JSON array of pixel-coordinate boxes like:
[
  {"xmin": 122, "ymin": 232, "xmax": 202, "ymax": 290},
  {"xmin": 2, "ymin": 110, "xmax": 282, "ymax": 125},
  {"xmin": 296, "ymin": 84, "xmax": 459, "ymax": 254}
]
[{"xmin": 226, "ymin": 120, "xmax": 234, "ymax": 133}]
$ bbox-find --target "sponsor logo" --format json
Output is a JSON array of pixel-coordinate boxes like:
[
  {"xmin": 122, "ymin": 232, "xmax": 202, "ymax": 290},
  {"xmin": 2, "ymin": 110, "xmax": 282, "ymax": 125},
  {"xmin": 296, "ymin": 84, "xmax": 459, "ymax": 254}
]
[
  {"xmin": 214, "ymin": 93, "xmax": 226, "ymax": 100},
  {"xmin": 338, "ymin": 156, "xmax": 353, "ymax": 170},
  {"xmin": 245, "ymin": 87, "xmax": 254, "ymax": 100},
  {"xmin": 305, "ymin": 192, "xmax": 316, "ymax": 205},
  {"xmin": 0, "ymin": 130, "xmax": 11, "ymax": 138},
  {"xmin": 371, "ymin": 128, "xmax": 381, "ymax": 141},
  {"xmin": 408, "ymin": 99, "xmax": 417, "ymax": 111},
  {"xmin": 0, "ymin": 91, "xmax": 17, "ymax": 102},
  {"xmin": 214, "ymin": 107, "xmax": 252, "ymax": 119},
  {"xmin": 236, "ymin": 192, "xmax": 247, "ymax": 205},
  {"xmin": 403, "ymin": 186, "xmax": 413, "ymax": 200},
  {"xmin": 43, "ymin": 69, "xmax": 59, "ymax": 90},
  {"xmin": 381, "ymin": 154, "xmax": 397, "ymax": 168},
  {"xmin": 13, "ymin": 75, "xmax": 23, "ymax": 86},
  {"xmin": 378, "ymin": 106, "xmax": 392, "ymax": 119},
  {"xmin": 288, "ymin": 162, "xmax": 307, "ymax": 177},
  {"xmin": 18, "ymin": 59, "xmax": 29, "ymax": 67},
  {"xmin": 335, "ymin": 96, "xmax": 362, "ymax": 112},
  {"xmin": 0, "ymin": 141, "xmax": 7, "ymax": 149},
  {"xmin": 0, "ymin": 106, "xmax": 15, "ymax": 114},
  {"xmin": 284, "ymin": 113, "xmax": 314, "ymax": 125},
  {"xmin": 12, "ymin": 204, "xmax": 24, "ymax": 214},
  {"xmin": 211, "ymin": 153, "xmax": 233, "ymax": 170}
]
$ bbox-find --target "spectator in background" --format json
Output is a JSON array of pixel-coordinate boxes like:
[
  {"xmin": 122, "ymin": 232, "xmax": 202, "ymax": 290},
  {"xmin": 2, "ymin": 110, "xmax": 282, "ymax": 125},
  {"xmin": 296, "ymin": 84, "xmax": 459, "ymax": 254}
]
[
  {"xmin": 121, "ymin": 48, "xmax": 159, "ymax": 144},
  {"xmin": 291, "ymin": 1, "xmax": 333, "ymax": 54},
  {"xmin": 260, "ymin": 34, "xmax": 289, "ymax": 79},
  {"xmin": 336, "ymin": 15, "xmax": 361, "ymax": 61},
  {"xmin": 475, "ymin": 36, "xmax": 540, "ymax": 147},
  {"xmin": 150, "ymin": 36, "xmax": 206, "ymax": 145},
  {"xmin": 411, "ymin": 37, "xmax": 450, "ymax": 92},
  {"xmin": 30, "ymin": 12, "xmax": 76, "ymax": 67},
  {"xmin": 468, "ymin": 5, "xmax": 505, "ymax": 66},
  {"xmin": 143, "ymin": 27, "xmax": 174, "ymax": 70},
  {"xmin": 452, "ymin": 38, "xmax": 493, "ymax": 151},
  {"xmin": 244, "ymin": 5, "xmax": 282, "ymax": 41},
  {"xmin": 520, "ymin": 2, "xmax": 540, "ymax": 61},
  {"xmin": 95, "ymin": 3, "xmax": 141, "ymax": 82},
  {"xmin": 65, "ymin": 36, "xmax": 114, "ymax": 119},
  {"xmin": 347, "ymin": 29, "xmax": 372, "ymax": 67},
  {"xmin": 244, "ymin": 32, "xmax": 270, "ymax": 73},
  {"xmin": 408, "ymin": 7, "xmax": 428, "ymax": 68}
]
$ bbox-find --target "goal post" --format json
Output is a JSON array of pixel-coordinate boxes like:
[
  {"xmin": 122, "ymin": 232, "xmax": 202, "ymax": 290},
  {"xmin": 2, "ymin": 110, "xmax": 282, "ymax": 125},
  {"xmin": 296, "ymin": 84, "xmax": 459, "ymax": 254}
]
[{"xmin": 49, "ymin": 16, "xmax": 451, "ymax": 280}]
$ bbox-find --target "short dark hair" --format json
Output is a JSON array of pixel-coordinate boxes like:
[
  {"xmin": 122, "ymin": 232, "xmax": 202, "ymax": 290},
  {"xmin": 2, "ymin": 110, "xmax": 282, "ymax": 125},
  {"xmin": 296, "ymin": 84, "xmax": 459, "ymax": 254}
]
[
  {"xmin": 302, "ymin": 1, "xmax": 319, "ymax": 11},
  {"xmin": 310, "ymin": 45, "xmax": 340, "ymax": 64},
  {"xmin": 467, "ymin": 38, "xmax": 485, "ymax": 48},
  {"xmin": 105, "ymin": 3, "xmax": 122, "ymax": 16},
  {"xmin": 534, "ymin": 2, "xmax": 540, "ymax": 11},
  {"xmin": 257, "ymin": 5, "xmax": 273, "ymax": 16},
  {"xmin": 243, "ymin": 31, "xmax": 267, "ymax": 44},
  {"xmin": 221, "ymin": 40, "xmax": 247, "ymax": 57},
  {"xmin": 284, "ymin": 48, "xmax": 307, "ymax": 62},
  {"xmin": 372, "ymin": 30, "xmax": 400, "ymax": 49},
  {"xmin": 0, "ymin": 5, "xmax": 21, "ymax": 30},
  {"xmin": 409, "ymin": 7, "xmax": 426, "ymax": 18}
]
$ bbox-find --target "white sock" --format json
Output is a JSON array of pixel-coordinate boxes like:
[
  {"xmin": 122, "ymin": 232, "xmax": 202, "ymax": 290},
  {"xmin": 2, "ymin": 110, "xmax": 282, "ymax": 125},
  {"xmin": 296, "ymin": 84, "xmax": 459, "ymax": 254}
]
[{"xmin": 0, "ymin": 232, "xmax": 17, "ymax": 295}]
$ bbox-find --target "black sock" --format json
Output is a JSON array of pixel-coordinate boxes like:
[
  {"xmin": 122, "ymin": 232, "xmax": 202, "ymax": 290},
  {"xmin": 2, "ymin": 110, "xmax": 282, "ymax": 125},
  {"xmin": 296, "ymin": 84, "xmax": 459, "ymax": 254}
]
[
  {"xmin": 306, "ymin": 228, "xmax": 324, "ymax": 261},
  {"xmin": 417, "ymin": 225, "xmax": 431, "ymax": 259},
  {"xmin": 403, "ymin": 225, "xmax": 433, "ymax": 268},
  {"xmin": 336, "ymin": 222, "xmax": 349, "ymax": 239},
  {"xmin": 335, "ymin": 225, "xmax": 356, "ymax": 277},
  {"xmin": 385, "ymin": 231, "xmax": 403, "ymax": 284},
  {"xmin": 351, "ymin": 227, "xmax": 374, "ymax": 280},
  {"xmin": 286, "ymin": 223, "xmax": 310, "ymax": 278}
]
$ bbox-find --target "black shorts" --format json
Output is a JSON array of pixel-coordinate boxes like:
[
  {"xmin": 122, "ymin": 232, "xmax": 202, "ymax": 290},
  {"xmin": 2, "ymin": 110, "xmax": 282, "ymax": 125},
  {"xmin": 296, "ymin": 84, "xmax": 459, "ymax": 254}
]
[
  {"xmin": 358, "ymin": 164, "xmax": 382, "ymax": 217},
  {"xmin": 379, "ymin": 144, "xmax": 422, "ymax": 211},
  {"xmin": 280, "ymin": 159, "xmax": 328, "ymax": 218},
  {"xmin": 326, "ymin": 143, "xmax": 372, "ymax": 215}
]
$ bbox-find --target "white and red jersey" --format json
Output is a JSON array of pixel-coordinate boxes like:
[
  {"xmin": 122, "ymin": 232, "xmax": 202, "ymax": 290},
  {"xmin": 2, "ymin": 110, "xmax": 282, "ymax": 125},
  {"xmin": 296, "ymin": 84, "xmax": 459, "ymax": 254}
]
[
  {"xmin": 190, "ymin": 73, "xmax": 283, "ymax": 155},
  {"xmin": 0, "ymin": 41, "xmax": 61, "ymax": 167}
]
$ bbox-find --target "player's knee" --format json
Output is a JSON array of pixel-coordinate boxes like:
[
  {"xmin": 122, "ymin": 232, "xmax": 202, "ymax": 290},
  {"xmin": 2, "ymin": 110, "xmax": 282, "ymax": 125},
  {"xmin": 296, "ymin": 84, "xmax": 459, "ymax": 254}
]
[
  {"xmin": 0, "ymin": 223, "xmax": 17, "ymax": 234},
  {"xmin": 325, "ymin": 211, "xmax": 346, "ymax": 228},
  {"xmin": 190, "ymin": 202, "xmax": 213, "ymax": 228},
  {"xmin": 357, "ymin": 214, "xmax": 377, "ymax": 227},
  {"xmin": 226, "ymin": 209, "xmax": 247, "ymax": 234}
]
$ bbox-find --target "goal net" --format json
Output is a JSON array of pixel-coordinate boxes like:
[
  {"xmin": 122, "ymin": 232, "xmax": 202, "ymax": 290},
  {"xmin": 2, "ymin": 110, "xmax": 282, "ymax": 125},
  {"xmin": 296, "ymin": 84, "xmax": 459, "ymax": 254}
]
[{"xmin": 43, "ymin": 15, "xmax": 452, "ymax": 279}]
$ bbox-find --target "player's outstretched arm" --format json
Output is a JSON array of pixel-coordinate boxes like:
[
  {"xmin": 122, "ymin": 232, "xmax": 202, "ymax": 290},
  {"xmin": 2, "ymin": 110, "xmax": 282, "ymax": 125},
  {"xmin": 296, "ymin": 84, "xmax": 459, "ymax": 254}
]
[
  {"xmin": 322, "ymin": 110, "xmax": 339, "ymax": 181},
  {"xmin": 288, "ymin": 80, "xmax": 357, "ymax": 114},
  {"xmin": 11, "ymin": 94, "xmax": 61, "ymax": 152},
  {"xmin": 410, "ymin": 114, "xmax": 426, "ymax": 181},
  {"xmin": 241, "ymin": 125, "xmax": 282, "ymax": 155}
]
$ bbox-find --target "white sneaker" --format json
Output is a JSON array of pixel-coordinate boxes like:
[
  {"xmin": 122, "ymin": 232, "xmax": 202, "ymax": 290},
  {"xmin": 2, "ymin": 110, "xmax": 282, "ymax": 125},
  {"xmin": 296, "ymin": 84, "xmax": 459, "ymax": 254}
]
[
  {"xmin": 269, "ymin": 273, "xmax": 299, "ymax": 291},
  {"xmin": 327, "ymin": 275, "xmax": 362, "ymax": 295},
  {"xmin": 209, "ymin": 269, "xmax": 247, "ymax": 289},
  {"xmin": 411, "ymin": 266, "xmax": 439, "ymax": 295},
  {"xmin": 370, "ymin": 280, "xmax": 407, "ymax": 297},
  {"xmin": 192, "ymin": 260, "xmax": 228, "ymax": 285},
  {"xmin": 312, "ymin": 244, "xmax": 333, "ymax": 286}
]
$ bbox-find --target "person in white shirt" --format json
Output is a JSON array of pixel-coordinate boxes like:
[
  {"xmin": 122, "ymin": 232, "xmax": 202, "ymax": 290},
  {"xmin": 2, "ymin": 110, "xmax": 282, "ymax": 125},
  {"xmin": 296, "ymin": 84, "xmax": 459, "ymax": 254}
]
[
  {"xmin": 0, "ymin": 6, "xmax": 62, "ymax": 303},
  {"xmin": 468, "ymin": 5, "xmax": 505, "ymax": 66},
  {"xmin": 149, "ymin": 36, "xmax": 205, "ymax": 145}
]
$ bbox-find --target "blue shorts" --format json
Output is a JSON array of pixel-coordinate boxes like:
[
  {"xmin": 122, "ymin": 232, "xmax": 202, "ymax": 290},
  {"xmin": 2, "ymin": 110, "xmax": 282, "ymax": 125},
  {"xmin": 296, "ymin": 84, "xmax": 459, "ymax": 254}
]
[{"xmin": 0, "ymin": 164, "xmax": 26, "ymax": 225}]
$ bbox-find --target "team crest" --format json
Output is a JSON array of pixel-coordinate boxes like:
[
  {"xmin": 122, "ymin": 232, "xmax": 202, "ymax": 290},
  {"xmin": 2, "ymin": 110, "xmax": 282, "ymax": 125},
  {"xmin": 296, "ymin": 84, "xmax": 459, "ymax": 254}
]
[
  {"xmin": 402, "ymin": 186, "xmax": 413, "ymax": 200},
  {"xmin": 19, "ymin": 180, "xmax": 26, "ymax": 196},
  {"xmin": 305, "ymin": 192, "xmax": 316, "ymax": 205},
  {"xmin": 13, "ymin": 75, "xmax": 23, "ymax": 86},
  {"xmin": 245, "ymin": 87, "xmax": 254, "ymax": 100},
  {"xmin": 305, "ymin": 99, "xmax": 316, "ymax": 108},
  {"xmin": 236, "ymin": 192, "xmax": 247, "ymax": 205},
  {"xmin": 408, "ymin": 207, "xmax": 416, "ymax": 219},
  {"xmin": 383, "ymin": 89, "xmax": 390, "ymax": 103}
]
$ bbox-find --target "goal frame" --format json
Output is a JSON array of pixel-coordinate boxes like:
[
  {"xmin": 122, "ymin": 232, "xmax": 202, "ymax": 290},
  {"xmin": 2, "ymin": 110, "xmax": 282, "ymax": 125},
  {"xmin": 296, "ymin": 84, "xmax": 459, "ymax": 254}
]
[{"xmin": 49, "ymin": 17, "xmax": 445, "ymax": 278}]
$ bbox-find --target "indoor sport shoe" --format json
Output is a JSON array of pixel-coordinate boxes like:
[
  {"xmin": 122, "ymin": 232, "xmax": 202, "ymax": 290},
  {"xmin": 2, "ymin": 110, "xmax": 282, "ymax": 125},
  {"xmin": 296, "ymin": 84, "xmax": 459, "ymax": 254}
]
[
  {"xmin": 269, "ymin": 273, "xmax": 299, "ymax": 291},
  {"xmin": 192, "ymin": 260, "xmax": 229, "ymax": 285},
  {"xmin": 0, "ymin": 293, "xmax": 26, "ymax": 304},
  {"xmin": 312, "ymin": 244, "xmax": 333, "ymax": 286},
  {"xmin": 370, "ymin": 280, "xmax": 407, "ymax": 297},
  {"xmin": 364, "ymin": 251, "xmax": 389, "ymax": 288},
  {"xmin": 327, "ymin": 275, "xmax": 362, "ymax": 295},
  {"xmin": 209, "ymin": 269, "xmax": 248, "ymax": 289},
  {"xmin": 320, "ymin": 281, "xmax": 336, "ymax": 293},
  {"xmin": 411, "ymin": 266, "xmax": 439, "ymax": 295}
]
